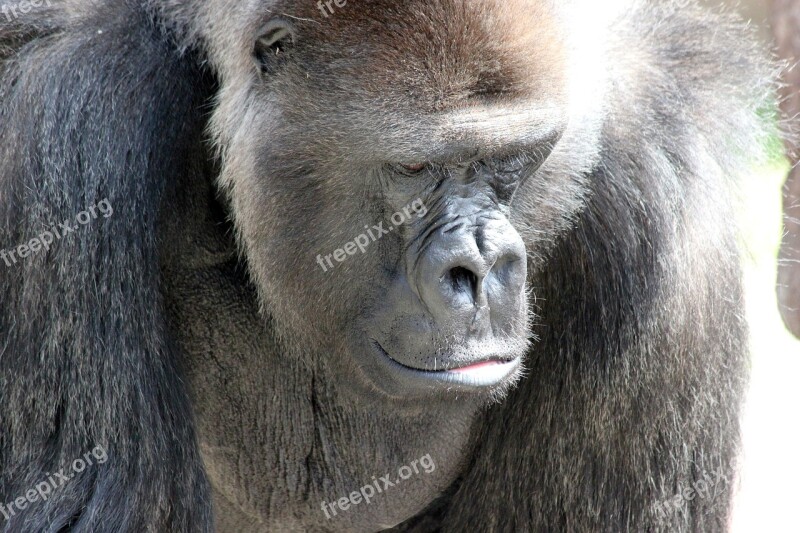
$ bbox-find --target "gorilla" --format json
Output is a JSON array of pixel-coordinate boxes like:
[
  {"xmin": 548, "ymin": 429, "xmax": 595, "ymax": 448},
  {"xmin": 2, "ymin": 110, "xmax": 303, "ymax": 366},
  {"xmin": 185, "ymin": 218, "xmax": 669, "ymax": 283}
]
[{"xmin": 0, "ymin": 1, "xmax": 775, "ymax": 531}]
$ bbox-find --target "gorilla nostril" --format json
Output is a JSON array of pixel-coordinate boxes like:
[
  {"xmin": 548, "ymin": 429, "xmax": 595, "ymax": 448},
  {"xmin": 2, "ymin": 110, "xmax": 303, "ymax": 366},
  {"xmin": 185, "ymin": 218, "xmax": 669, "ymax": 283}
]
[{"xmin": 446, "ymin": 266, "xmax": 480, "ymax": 300}]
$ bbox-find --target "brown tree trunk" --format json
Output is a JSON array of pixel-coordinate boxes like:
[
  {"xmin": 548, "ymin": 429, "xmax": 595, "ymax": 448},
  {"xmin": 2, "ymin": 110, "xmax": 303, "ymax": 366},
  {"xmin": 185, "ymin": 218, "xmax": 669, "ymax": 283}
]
[{"xmin": 771, "ymin": 0, "xmax": 800, "ymax": 338}]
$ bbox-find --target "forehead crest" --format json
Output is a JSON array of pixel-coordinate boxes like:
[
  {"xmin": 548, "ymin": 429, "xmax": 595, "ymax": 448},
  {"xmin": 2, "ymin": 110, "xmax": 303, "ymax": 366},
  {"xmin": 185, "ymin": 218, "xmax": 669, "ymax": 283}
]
[{"xmin": 288, "ymin": 0, "xmax": 566, "ymax": 111}]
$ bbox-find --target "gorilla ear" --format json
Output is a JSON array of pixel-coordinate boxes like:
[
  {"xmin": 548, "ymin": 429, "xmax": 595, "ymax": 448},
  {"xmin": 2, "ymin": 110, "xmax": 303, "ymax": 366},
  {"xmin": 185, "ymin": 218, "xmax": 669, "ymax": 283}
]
[{"xmin": 253, "ymin": 19, "xmax": 296, "ymax": 75}]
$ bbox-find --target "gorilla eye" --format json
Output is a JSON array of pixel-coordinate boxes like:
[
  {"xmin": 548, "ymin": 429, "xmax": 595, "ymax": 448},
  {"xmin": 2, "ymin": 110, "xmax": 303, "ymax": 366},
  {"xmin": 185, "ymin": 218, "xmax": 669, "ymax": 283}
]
[
  {"xmin": 391, "ymin": 162, "xmax": 429, "ymax": 176},
  {"xmin": 401, "ymin": 163, "xmax": 426, "ymax": 173},
  {"xmin": 254, "ymin": 20, "xmax": 295, "ymax": 74}
]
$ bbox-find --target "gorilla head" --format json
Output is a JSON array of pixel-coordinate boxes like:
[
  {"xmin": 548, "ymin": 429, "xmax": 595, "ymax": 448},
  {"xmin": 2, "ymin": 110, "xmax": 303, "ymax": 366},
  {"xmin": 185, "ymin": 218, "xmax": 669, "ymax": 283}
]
[
  {"xmin": 0, "ymin": 0, "xmax": 775, "ymax": 531},
  {"xmin": 206, "ymin": 0, "xmax": 598, "ymax": 401}
]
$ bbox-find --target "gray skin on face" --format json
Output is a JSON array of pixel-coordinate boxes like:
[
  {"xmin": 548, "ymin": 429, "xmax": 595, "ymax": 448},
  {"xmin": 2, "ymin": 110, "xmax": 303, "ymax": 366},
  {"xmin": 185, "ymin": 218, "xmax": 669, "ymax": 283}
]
[{"xmin": 0, "ymin": 0, "xmax": 776, "ymax": 532}]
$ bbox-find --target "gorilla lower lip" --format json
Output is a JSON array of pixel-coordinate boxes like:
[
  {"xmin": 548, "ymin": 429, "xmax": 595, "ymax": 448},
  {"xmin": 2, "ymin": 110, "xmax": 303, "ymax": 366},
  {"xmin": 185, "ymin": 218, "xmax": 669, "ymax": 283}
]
[
  {"xmin": 449, "ymin": 360, "xmax": 503, "ymax": 373},
  {"xmin": 371, "ymin": 342, "xmax": 521, "ymax": 390},
  {"xmin": 442, "ymin": 358, "xmax": 521, "ymax": 386}
]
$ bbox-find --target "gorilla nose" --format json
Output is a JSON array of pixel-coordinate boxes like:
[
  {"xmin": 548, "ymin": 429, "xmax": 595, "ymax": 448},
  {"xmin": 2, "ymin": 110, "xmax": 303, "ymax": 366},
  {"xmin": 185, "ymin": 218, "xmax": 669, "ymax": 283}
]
[
  {"xmin": 416, "ymin": 222, "xmax": 527, "ymax": 336},
  {"xmin": 439, "ymin": 249, "xmax": 526, "ymax": 308}
]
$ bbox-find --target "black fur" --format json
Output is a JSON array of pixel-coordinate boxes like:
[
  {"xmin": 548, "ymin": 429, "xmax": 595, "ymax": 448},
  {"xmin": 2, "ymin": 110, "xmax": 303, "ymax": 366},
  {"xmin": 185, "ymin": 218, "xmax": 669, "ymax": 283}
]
[
  {"xmin": 0, "ymin": 3, "xmax": 213, "ymax": 531},
  {"xmin": 0, "ymin": 1, "xmax": 774, "ymax": 532}
]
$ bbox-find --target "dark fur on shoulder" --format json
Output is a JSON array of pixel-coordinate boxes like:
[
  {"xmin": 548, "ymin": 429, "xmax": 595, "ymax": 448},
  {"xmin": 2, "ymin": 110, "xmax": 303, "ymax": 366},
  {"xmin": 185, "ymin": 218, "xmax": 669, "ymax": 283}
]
[{"xmin": 0, "ymin": 2, "xmax": 214, "ymax": 531}]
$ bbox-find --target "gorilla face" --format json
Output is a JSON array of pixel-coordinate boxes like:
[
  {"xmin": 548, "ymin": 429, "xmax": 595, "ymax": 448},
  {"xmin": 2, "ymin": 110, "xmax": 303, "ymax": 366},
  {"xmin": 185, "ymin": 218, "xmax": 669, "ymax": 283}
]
[{"xmin": 209, "ymin": 0, "xmax": 591, "ymax": 400}]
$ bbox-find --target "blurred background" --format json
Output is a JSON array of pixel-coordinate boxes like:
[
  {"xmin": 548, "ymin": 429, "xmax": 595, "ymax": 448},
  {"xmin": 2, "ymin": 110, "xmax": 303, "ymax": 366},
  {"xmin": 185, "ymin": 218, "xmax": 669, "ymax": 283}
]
[{"xmin": 702, "ymin": 1, "xmax": 800, "ymax": 530}]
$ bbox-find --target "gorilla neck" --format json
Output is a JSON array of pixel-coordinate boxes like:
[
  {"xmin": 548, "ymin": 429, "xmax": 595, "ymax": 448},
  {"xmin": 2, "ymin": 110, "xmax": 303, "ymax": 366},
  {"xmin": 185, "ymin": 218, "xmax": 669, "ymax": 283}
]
[{"xmin": 164, "ymin": 258, "xmax": 483, "ymax": 531}]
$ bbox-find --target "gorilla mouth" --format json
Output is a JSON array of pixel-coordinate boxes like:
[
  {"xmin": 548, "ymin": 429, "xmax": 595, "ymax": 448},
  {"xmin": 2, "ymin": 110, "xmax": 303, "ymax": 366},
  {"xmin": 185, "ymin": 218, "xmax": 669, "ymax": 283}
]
[{"xmin": 371, "ymin": 341, "xmax": 522, "ymax": 390}]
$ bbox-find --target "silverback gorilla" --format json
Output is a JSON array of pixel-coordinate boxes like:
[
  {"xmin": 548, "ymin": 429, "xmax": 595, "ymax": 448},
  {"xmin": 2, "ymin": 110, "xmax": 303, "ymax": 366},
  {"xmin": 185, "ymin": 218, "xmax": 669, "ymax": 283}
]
[{"xmin": 0, "ymin": 1, "xmax": 775, "ymax": 531}]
